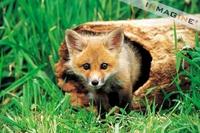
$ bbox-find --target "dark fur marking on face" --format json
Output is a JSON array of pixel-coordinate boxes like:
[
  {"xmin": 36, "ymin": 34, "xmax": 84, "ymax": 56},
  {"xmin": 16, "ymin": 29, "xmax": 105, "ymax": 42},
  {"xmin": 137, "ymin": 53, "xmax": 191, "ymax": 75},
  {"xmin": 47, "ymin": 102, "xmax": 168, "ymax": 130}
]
[{"xmin": 62, "ymin": 70, "xmax": 86, "ymax": 92}]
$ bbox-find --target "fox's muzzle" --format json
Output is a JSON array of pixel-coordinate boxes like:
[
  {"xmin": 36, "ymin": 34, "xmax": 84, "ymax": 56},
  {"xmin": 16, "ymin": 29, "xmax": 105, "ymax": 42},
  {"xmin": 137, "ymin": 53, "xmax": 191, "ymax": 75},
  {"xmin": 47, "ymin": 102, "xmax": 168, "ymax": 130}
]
[{"xmin": 88, "ymin": 72, "xmax": 104, "ymax": 89}]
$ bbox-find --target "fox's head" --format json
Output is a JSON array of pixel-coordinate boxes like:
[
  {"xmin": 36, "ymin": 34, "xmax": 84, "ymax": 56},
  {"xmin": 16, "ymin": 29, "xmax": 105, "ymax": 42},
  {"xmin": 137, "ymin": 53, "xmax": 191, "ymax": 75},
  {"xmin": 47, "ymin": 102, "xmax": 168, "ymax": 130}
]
[{"xmin": 65, "ymin": 28, "xmax": 124, "ymax": 91}]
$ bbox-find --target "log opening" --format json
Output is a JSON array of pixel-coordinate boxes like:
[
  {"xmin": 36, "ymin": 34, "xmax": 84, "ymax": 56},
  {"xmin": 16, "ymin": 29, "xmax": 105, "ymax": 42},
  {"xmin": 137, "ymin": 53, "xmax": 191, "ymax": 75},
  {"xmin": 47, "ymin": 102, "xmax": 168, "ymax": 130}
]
[{"xmin": 74, "ymin": 30, "xmax": 153, "ymax": 92}]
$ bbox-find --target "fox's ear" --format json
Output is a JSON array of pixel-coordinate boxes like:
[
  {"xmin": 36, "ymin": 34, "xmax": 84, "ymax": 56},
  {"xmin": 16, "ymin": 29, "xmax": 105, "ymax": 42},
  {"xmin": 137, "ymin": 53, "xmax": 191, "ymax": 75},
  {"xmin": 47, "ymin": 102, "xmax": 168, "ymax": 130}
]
[
  {"xmin": 65, "ymin": 29, "xmax": 85, "ymax": 54},
  {"xmin": 106, "ymin": 28, "xmax": 124, "ymax": 51}
]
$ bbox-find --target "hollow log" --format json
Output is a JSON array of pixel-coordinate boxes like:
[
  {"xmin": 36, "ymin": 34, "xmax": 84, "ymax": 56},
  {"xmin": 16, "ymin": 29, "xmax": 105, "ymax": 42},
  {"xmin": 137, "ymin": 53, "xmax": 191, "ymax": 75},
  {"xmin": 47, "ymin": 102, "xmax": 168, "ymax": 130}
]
[{"xmin": 55, "ymin": 16, "xmax": 200, "ymax": 110}]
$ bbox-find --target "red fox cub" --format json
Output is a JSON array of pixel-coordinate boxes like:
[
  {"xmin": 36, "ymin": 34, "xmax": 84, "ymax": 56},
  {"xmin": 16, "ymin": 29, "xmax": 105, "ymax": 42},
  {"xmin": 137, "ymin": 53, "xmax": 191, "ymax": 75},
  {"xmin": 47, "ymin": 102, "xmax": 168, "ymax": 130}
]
[{"xmin": 65, "ymin": 28, "xmax": 141, "ymax": 117}]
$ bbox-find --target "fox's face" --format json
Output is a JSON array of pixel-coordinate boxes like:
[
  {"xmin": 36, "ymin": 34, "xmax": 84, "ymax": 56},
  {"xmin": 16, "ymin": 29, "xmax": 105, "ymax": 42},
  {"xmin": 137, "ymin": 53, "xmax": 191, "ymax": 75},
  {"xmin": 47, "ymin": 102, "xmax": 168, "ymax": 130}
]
[{"xmin": 65, "ymin": 28, "xmax": 124, "ymax": 91}]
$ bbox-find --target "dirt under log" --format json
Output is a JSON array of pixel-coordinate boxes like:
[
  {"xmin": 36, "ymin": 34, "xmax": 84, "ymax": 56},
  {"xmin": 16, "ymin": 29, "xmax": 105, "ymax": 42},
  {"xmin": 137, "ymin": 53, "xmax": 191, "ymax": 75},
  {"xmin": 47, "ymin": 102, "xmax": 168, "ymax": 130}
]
[{"xmin": 55, "ymin": 16, "xmax": 199, "ymax": 110}]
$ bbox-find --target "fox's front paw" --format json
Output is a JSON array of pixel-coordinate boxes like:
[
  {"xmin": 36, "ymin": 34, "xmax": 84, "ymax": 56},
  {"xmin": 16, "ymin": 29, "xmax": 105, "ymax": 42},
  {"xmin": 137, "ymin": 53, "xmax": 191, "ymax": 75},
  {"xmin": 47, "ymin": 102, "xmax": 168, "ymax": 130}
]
[{"xmin": 94, "ymin": 93, "xmax": 111, "ymax": 118}]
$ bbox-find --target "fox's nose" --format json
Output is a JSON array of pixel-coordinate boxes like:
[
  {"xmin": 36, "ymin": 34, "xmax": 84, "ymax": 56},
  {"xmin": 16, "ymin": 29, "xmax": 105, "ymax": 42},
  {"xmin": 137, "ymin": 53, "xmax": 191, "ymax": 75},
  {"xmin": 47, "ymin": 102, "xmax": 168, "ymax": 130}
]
[{"xmin": 91, "ymin": 80, "xmax": 99, "ymax": 86}]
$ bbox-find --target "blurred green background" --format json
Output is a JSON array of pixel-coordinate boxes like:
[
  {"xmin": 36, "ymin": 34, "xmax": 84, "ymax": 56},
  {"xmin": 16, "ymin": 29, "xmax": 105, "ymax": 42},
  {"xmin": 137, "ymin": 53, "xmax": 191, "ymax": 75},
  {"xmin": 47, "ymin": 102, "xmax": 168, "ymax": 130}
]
[{"xmin": 0, "ymin": 0, "xmax": 200, "ymax": 132}]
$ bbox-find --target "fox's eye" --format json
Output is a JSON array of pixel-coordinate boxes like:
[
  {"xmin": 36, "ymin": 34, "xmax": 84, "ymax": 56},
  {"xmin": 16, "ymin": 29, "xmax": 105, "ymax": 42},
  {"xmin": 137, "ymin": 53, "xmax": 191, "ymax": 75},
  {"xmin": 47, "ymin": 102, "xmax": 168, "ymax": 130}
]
[
  {"xmin": 100, "ymin": 63, "xmax": 108, "ymax": 70},
  {"xmin": 82, "ymin": 63, "xmax": 90, "ymax": 70}
]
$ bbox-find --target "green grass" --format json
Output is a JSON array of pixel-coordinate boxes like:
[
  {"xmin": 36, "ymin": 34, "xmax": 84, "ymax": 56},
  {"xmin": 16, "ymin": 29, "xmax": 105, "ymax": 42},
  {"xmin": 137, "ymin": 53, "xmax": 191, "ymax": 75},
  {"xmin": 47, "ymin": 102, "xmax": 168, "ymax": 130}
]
[{"xmin": 0, "ymin": 0, "xmax": 200, "ymax": 132}]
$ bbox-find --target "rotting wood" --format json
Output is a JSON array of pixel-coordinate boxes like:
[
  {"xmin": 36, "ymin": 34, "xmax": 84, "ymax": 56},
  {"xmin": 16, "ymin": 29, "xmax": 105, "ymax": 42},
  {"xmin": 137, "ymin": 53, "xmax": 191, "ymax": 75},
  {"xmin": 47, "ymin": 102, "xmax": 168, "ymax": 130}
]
[{"xmin": 55, "ymin": 16, "xmax": 200, "ymax": 110}]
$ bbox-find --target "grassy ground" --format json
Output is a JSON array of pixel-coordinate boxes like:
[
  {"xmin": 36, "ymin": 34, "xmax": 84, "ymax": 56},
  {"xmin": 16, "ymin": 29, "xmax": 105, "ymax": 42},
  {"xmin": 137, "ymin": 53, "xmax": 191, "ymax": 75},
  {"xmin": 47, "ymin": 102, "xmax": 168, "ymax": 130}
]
[{"xmin": 0, "ymin": 0, "xmax": 200, "ymax": 132}]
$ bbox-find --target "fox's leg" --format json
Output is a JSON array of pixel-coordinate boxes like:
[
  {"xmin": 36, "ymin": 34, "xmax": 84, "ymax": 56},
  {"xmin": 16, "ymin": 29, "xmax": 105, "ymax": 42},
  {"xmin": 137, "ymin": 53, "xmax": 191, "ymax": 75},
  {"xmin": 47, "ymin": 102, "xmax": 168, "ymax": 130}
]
[
  {"xmin": 94, "ymin": 93, "xmax": 111, "ymax": 118},
  {"xmin": 118, "ymin": 83, "xmax": 133, "ymax": 112}
]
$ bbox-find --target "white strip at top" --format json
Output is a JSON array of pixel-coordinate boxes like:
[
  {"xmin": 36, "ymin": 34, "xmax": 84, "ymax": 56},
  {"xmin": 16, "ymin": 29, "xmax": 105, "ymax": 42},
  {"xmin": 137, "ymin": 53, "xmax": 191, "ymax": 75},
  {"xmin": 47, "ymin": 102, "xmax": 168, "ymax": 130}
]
[{"xmin": 120, "ymin": 0, "xmax": 200, "ymax": 31}]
